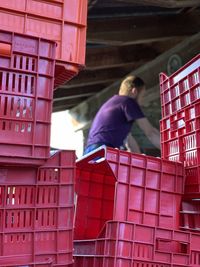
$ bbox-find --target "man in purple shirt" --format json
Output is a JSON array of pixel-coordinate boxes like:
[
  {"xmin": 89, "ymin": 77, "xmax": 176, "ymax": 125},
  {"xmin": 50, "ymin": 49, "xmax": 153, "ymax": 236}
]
[{"xmin": 84, "ymin": 76, "xmax": 160, "ymax": 154}]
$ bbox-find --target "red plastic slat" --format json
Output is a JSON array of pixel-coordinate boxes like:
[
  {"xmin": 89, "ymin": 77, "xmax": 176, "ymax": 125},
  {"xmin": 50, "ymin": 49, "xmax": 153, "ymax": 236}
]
[
  {"xmin": 0, "ymin": 30, "xmax": 56, "ymax": 165},
  {"xmin": 160, "ymin": 100, "xmax": 200, "ymax": 197},
  {"xmin": 0, "ymin": 150, "xmax": 75, "ymax": 266},
  {"xmin": 73, "ymin": 221, "xmax": 200, "ymax": 267}
]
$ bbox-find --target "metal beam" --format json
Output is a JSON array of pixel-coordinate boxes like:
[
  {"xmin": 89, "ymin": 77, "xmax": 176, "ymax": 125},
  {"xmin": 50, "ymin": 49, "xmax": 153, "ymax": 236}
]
[
  {"xmin": 53, "ymin": 80, "xmax": 116, "ymax": 111},
  {"xmin": 87, "ymin": 11, "xmax": 200, "ymax": 45},
  {"xmin": 53, "ymin": 97, "xmax": 89, "ymax": 112},
  {"xmin": 58, "ymin": 62, "xmax": 143, "ymax": 87},
  {"xmin": 56, "ymin": 79, "xmax": 116, "ymax": 90},
  {"xmin": 85, "ymin": 43, "xmax": 159, "ymax": 68},
  {"xmin": 54, "ymin": 81, "xmax": 113, "ymax": 98},
  {"xmin": 117, "ymin": 0, "xmax": 200, "ymax": 8},
  {"xmin": 85, "ymin": 37, "xmax": 185, "ymax": 70},
  {"xmin": 53, "ymin": 93, "xmax": 94, "ymax": 102}
]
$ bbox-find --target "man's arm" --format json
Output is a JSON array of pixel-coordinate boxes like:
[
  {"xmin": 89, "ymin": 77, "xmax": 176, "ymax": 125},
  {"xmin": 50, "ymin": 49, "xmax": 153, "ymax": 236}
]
[
  {"xmin": 135, "ymin": 117, "xmax": 160, "ymax": 149},
  {"xmin": 125, "ymin": 133, "xmax": 141, "ymax": 153}
]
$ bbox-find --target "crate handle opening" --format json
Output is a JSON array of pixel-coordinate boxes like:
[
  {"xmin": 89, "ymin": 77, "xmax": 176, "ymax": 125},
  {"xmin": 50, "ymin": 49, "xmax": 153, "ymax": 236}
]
[{"xmin": 156, "ymin": 238, "xmax": 188, "ymax": 254}]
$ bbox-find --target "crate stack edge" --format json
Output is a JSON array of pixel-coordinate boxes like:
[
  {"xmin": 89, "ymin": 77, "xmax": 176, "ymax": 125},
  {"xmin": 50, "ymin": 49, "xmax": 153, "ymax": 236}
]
[
  {"xmin": 160, "ymin": 54, "xmax": 200, "ymax": 197},
  {"xmin": 0, "ymin": 149, "xmax": 76, "ymax": 266},
  {"xmin": 159, "ymin": 53, "xmax": 200, "ymax": 232}
]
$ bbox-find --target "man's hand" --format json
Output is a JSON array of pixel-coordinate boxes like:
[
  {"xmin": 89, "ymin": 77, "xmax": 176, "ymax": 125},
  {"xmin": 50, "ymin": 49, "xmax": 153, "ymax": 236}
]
[{"xmin": 125, "ymin": 133, "xmax": 141, "ymax": 153}]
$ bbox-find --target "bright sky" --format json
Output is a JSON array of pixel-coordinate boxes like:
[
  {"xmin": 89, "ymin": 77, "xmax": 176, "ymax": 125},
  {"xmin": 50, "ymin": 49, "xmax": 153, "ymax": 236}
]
[{"xmin": 50, "ymin": 110, "xmax": 83, "ymax": 158}]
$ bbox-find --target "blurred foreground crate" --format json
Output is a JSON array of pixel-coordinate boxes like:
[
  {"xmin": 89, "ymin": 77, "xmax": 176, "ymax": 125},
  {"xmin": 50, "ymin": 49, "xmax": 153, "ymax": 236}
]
[
  {"xmin": 0, "ymin": 0, "xmax": 88, "ymax": 87},
  {"xmin": 0, "ymin": 30, "xmax": 56, "ymax": 166},
  {"xmin": 73, "ymin": 220, "xmax": 200, "ymax": 267},
  {"xmin": 75, "ymin": 147, "xmax": 185, "ymax": 240},
  {"xmin": 0, "ymin": 150, "xmax": 75, "ymax": 266}
]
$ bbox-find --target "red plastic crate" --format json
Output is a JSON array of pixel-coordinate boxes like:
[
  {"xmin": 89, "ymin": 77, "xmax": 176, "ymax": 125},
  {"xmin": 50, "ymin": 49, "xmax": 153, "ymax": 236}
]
[
  {"xmin": 0, "ymin": 150, "xmax": 75, "ymax": 266},
  {"xmin": 161, "ymin": 130, "xmax": 200, "ymax": 167},
  {"xmin": 184, "ymin": 167, "xmax": 200, "ymax": 198},
  {"xmin": 160, "ymin": 54, "xmax": 200, "ymax": 118},
  {"xmin": 160, "ymin": 101, "xmax": 200, "ymax": 197},
  {"xmin": 180, "ymin": 199, "xmax": 200, "ymax": 232},
  {"xmin": 75, "ymin": 147, "xmax": 185, "ymax": 240},
  {"xmin": 0, "ymin": 30, "xmax": 56, "ymax": 165},
  {"xmin": 73, "ymin": 220, "xmax": 200, "ymax": 267},
  {"xmin": 0, "ymin": 0, "xmax": 87, "ymax": 87},
  {"xmin": 0, "ymin": 263, "xmax": 52, "ymax": 267},
  {"xmin": 73, "ymin": 257, "xmax": 185, "ymax": 267},
  {"xmin": 160, "ymin": 100, "xmax": 200, "ymax": 162}
]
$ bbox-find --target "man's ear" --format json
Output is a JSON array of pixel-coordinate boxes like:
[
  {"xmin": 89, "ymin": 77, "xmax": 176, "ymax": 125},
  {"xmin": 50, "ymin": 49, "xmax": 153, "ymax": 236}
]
[{"xmin": 131, "ymin": 87, "xmax": 137, "ymax": 97}]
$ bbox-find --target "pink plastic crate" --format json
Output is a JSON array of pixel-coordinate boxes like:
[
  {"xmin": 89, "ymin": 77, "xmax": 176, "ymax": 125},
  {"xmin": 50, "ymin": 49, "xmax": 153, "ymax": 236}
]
[
  {"xmin": 180, "ymin": 199, "xmax": 200, "ymax": 232},
  {"xmin": 73, "ymin": 257, "xmax": 185, "ymax": 267},
  {"xmin": 0, "ymin": 263, "xmax": 52, "ymax": 267},
  {"xmin": 160, "ymin": 101, "xmax": 200, "ymax": 197},
  {"xmin": 75, "ymin": 147, "xmax": 185, "ymax": 240},
  {"xmin": 184, "ymin": 167, "xmax": 200, "ymax": 197},
  {"xmin": 160, "ymin": 100, "xmax": 200, "ymax": 162},
  {"xmin": 0, "ymin": 30, "xmax": 56, "ymax": 165},
  {"xmin": 0, "ymin": 0, "xmax": 87, "ymax": 87},
  {"xmin": 0, "ymin": 150, "xmax": 75, "ymax": 266},
  {"xmin": 160, "ymin": 54, "xmax": 200, "ymax": 118},
  {"xmin": 74, "ymin": 220, "xmax": 200, "ymax": 267}
]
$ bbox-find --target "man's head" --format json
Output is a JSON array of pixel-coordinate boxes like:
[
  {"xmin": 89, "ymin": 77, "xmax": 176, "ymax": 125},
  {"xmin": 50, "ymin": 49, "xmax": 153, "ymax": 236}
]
[{"xmin": 119, "ymin": 76, "xmax": 145, "ymax": 104}]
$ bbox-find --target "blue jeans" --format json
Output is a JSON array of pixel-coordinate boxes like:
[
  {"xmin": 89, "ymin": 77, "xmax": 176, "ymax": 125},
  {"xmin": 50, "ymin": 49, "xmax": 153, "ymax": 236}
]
[{"xmin": 83, "ymin": 143, "xmax": 105, "ymax": 155}]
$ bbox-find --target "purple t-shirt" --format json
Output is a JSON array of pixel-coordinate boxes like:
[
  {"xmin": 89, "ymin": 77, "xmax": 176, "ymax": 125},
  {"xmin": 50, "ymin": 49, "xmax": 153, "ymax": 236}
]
[{"xmin": 87, "ymin": 95, "xmax": 145, "ymax": 148}]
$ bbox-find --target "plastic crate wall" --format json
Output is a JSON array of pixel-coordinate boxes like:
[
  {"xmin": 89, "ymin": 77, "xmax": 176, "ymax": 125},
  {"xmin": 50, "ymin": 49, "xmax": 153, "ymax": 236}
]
[
  {"xmin": 73, "ymin": 221, "xmax": 200, "ymax": 267},
  {"xmin": 0, "ymin": 150, "xmax": 75, "ymax": 267},
  {"xmin": 160, "ymin": 100, "xmax": 200, "ymax": 196},
  {"xmin": 0, "ymin": 264, "xmax": 51, "ymax": 267},
  {"xmin": 160, "ymin": 54, "xmax": 200, "ymax": 118},
  {"xmin": 75, "ymin": 147, "xmax": 185, "ymax": 240},
  {"xmin": 0, "ymin": 30, "xmax": 56, "ymax": 166},
  {"xmin": 0, "ymin": 0, "xmax": 88, "ymax": 87}
]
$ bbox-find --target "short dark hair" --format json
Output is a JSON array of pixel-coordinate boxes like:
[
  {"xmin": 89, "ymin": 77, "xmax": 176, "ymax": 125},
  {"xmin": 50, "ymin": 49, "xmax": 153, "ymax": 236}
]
[{"xmin": 132, "ymin": 76, "xmax": 145, "ymax": 88}]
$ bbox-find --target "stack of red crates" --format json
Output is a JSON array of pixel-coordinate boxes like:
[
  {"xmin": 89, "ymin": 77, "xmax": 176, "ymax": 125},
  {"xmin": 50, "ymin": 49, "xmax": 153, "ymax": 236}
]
[
  {"xmin": 0, "ymin": 29, "xmax": 76, "ymax": 265},
  {"xmin": 0, "ymin": 0, "xmax": 88, "ymax": 266},
  {"xmin": 73, "ymin": 146, "xmax": 200, "ymax": 266},
  {"xmin": 73, "ymin": 54, "xmax": 200, "ymax": 267},
  {"xmin": 0, "ymin": 150, "xmax": 75, "ymax": 267},
  {"xmin": 160, "ymin": 54, "xmax": 200, "ymax": 232}
]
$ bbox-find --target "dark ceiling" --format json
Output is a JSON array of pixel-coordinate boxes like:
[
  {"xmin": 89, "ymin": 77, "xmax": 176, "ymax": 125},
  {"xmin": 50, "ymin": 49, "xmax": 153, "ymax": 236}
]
[{"xmin": 53, "ymin": 0, "xmax": 200, "ymax": 112}]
